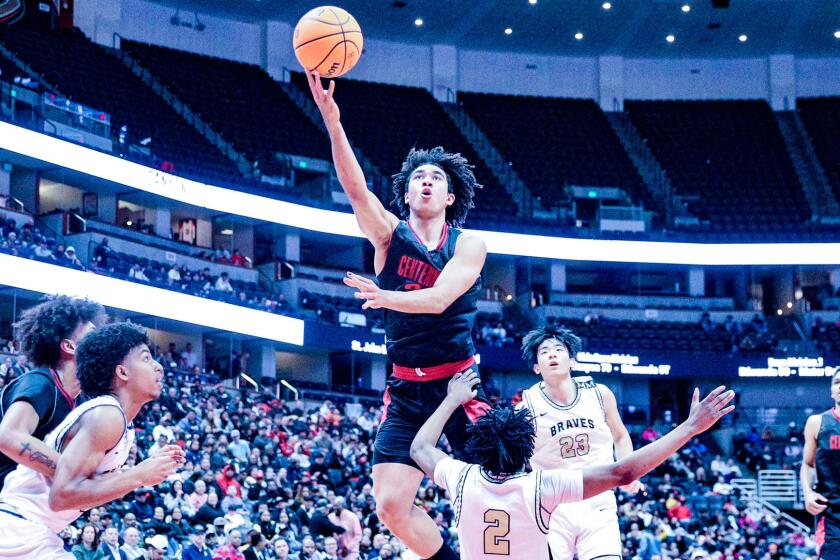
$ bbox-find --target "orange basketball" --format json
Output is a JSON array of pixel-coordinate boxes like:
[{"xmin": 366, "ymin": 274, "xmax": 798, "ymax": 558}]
[{"xmin": 293, "ymin": 6, "xmax": 363, "ymax": 79}]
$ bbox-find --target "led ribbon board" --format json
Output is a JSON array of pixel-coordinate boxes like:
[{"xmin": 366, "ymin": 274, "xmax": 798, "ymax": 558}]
[
  {"xmin": 0, "ymin": 254, "xmax": 304, "ymax": 345},
  {"xmin": 3, "ymin": 121, "xmax": 840, "ymax": 265}
]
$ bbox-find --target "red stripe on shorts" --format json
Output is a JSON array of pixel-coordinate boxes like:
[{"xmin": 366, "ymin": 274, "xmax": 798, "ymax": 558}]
[
  {"xmin": 817, "ymin": 516, "xmax": 826, "ymax": 554},
  {"xmin": 380, "ymin": 387, "xmax": 392, "ymax": 424},
  {"xmin": 463, "ymin": 399, "xmax": 492, "ymax": 423}
]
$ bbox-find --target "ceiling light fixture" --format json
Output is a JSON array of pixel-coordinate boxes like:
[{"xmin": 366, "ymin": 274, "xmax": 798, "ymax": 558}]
[
  {"xmin": 738, "ymin": 34, "xmax": 747, "ymax": 42},
  {"xmin": 574, "ymin": 32, "xmax": 584, "ymax": 40},
  {"xmin": 529, "ymin": 0, "xmax": 537, "ymax": 5},
  {"xmin": 834, "ymin": 30, "xmax": 840, "ymax": 39},
  {"xmin": 414, "ymin": 18, "xmax": 423, "ymax": 26},
  {"xmin": 666, "ymin": 34, "xmax": 676, "ymax": 43},
  {"xmin": 681, "ymin": 4, "xmax": 691, "ymax": 12},
  {"xmin": 602, "ymin": 2, "xmax": 612, "ymax": 9},
  {"xmin": 505, "ymin": 27, "xmax": 513, "ymax": 35}
]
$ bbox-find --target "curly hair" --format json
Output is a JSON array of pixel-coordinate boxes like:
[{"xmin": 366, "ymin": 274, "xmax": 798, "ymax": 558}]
[
  {"xmin": 76, "ymin": 322, "xmax": 149, "ymax": 398},
  {"xmin": 15, "ymin": 296, "xmax": 107, "ymax": 368},
  {"xmin": 390, "ymin": 147, "xmax": 482, "ymax": 227},
  {"xmin": 465, "ymin": 406, "xmax": 535, "ymax": 475},
  {"xmin": 521, "ymin": 325, "xmax": 583, "ymax": 367}
]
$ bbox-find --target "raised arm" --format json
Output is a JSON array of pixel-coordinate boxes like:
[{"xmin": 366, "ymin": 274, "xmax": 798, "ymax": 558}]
[
  {"xmin": 306, "ymin": 71, "xmax": 398, "ymax": 249},
  {"xmin": 0, "ymin": 401, "xmax": 59, "ymax": 478},
  {"xmin": 599, "ymin": 384, "xmax": 643, "ymax": 494},
  {"xmin": 580, "ymin": 386, "xmax": 734, "ymax": 499},
  {"xmin": 49, "ymin": 406, "xmax": 183, "ymax": 511},
  {"xmin": 410, "ymin": 370, "xmax": 480, "ymax": 477},
  {"xmin": 344, "ymin": 233, "xmax": 486, "ymax": 314},
  {"xmin": 801, "ymin": 414, "xmax": 828, "ymax": 516}
]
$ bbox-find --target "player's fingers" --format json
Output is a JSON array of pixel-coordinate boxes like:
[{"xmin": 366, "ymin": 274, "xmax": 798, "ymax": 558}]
[
  {"xmin": 704, "ymin": 385, "xmax": 727, "ymax": 401},
  {"xmin": 327, "ymin": 79, "xmax": 336, "ymax": 99},
  {"xmin": 691, "ymin": 387, "xmax": 700, "ymax": 407},
  {"xmin": 716, "ymin": 391, "xmax": 735, "ymax": 408},
  {"xmin": 718, "ymin": 405, "xmax": 735, "ymax": 417}
]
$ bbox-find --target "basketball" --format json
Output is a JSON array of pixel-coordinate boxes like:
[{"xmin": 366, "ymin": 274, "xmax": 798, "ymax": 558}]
[{"xmin": 293, "ymin": 6, "xmax": 363, "ymax": 78}]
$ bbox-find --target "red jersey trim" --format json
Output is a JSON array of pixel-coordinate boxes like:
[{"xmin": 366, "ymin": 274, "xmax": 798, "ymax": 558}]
[
  {"xmin": 392, "ymin": 357, "xmax": 476, "ymax": 382},
  {"xmin": 406, "ymin": 221, "xmax": 449, "ymax": 253},
  {"xmin": 50, "ymin": 368, "xmax": 75, "ymax": 409},
  {"xmin": 832, "ymin": 408, "xmax": 840, "ymax": 422}
]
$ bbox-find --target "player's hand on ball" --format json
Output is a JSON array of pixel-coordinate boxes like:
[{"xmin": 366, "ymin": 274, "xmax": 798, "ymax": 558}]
[
  {"xmin": 620, "ymin": 480, "xmax": 645, "ymax": 494},
  {"xmin": 136, "ymin": 445, "xmax": 185, "ymax": 486},
  {"xmin": 805, "ymin": 491, "xmax": 829, "ymax": 515},
  {"xmin": 307, "ymin": 71, "xmax": 340, "ymax": 125},
  {"xmin": 685, "ymin": 386, "xmax": 735, "ymax": 435},
  {"xmin": 446, "ymin": 369, "xmax": 480, "ymax": 405},
  {"xmin": 344, "ymin": 272, "xmax": 387, "ymax": 310}
]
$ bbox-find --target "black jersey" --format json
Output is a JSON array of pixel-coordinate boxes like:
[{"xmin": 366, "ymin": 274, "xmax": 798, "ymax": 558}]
[
  {"xmin": 377, "ymin": 221, "xmax": 481, "ymax": 368},
  {"xmin": 0, "ymin": 368, "xmax": 76, "ymax": 488},
  {"xmin": 817, "ymin": 409, "xmax": 840, "ymax": 525}
]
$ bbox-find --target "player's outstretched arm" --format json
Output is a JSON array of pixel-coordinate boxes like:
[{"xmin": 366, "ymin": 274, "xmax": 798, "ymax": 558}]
[
  {"xmin": 801, "ymin": 414, "xmax": 828, "ymax": 516},
  {"xmin": 306, "ymin": 71, "xmax": 398, "ymax": 249},
  {"xmin": 49, "ymin": 406, "xmax": 184, "ymax": 511},
  {"xmin": 0, "ymin": 401, "xmax": 60, "ymax": 479},
  {"xmin": 579, "ymin": 386, "xmax": 734, "ymax": 500},
  {"xmin": 344, "ymin": 234, "xmax": 486, "ymax": 314},
  {"xmin": 411, "ymin": 370, "xmax": 480, "ymax": 477}
]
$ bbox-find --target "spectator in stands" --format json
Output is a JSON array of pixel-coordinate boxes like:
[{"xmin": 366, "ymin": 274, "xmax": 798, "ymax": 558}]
[
  {"xmin": 329, "ymin": 497, "xmax": 361, "ymax": 559},
  {"xmin": 242, "ymin": 530, "xmax": 268, "ymax": 560},
  {"xmin": 183, "ymin": 525, "xmax": 213, "ymax": 560},
  {"xmin": 231, "ymin": 250, "xmax": 247, "ymax": 268},
  {"xmin": 64, "ymin": 246, "xmax": 85, "ymax": 269},
  {"xmin": 72, "ymin": 524, "xmax": 102, "ymax": 560},
  {"xmin": 642, "ymin": 426, "xmax": 659, "ymax": 443},
  {"xmin": 98, "ymin": 526, "xmax": 122, "ymax": 560},
  {"xmin": 216, "ymin": 529, "xmax": 245, "ymax": 560},
  {"xmin": 93, "ymin": 238, "xmax": 113, "ymax": 269},
  {"xmin": 229, "ymin": 429, "xmax": 250, "ymax": 463},
  {"xmin": 130, "ymin": 264, "xmax": 150, "ymax": 282},
  {"xmin": 168, "ymin": 265, "xmax": 182, "ymax": 285},
  {"xmin": 181, "ymin": 343, "xmax": 198, "ymax": 369},
  {"xmin": 121, "ymin": 527, "xmax": 144, "ymax": 560},
  {"xmin": 144, "ymin": 535, "xmax": 169, "ymax": 560},
  {"xmin": 215, "ymin": 272, "xmax": 234, "ymax": 293},
  {"xmin": 33, "ymin": 238, "xmax": 55, "ymax": 260}
]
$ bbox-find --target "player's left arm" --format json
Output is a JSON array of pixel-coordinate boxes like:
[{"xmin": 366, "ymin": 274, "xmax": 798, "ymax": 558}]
[
  {"xmin": 599, "ymin": 384, "xmax": 643, "ymax": 494},
  {"xmin": 410, "ymin": 370, "xmax": 481, "ymax": 477},
  {"xmin": 344, "ymin": 234, "xmax": 486, "ymax": 314}
]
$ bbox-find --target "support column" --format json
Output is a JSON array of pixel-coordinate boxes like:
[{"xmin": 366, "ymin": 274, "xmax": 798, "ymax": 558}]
[
  {"xmin": 431, "ymin": 44, "xmax": 458, "ymax": 102},
  {"xmin": 598, "ymin": 55, "xmax": 624, "ymax": 112},
  {"xmin": 9, "ymin": 168, "xmax": 38, "ymax": 213},
  {"xmin": 151, "ymin": 206, "xmax": 171, "ymax": 239},
  {"xmin": 97, "ymin": 193, "xmax": 117, "ymax": 223},
  {"xmin": 829, "ymin": 269, "xmax": 840, "ymax": 296},
  {"xmin": 0, "ymin": 167, "xmax": 10, "ymax": 199},
  {"xmin": 548, "ymin": 262, "xmax": 567, "ymax": 294},
  {"xmin": 264, "ymin": 20, "xmax": 296, "ymax": 81},
  {"xmin": 370, "ymin": 357, "xmax": 387, "ymax": 392},
  {"xmin": 246, "ymin": 341, "xmax": 276, "ymax": 383},
  {"xmin": 768, "ymin": 54, "xmax": 796, "ymax": 111},
  {"xmin": 688, "ymin": 267, "xmax": 705, "ymax": 297},
  {"xmin": 279, "ymin": 232, "xmax": 300, "ymax": 262},
  {"xmin": 232, "ymin": 223, "xmax": 255, "ymax": 262}
]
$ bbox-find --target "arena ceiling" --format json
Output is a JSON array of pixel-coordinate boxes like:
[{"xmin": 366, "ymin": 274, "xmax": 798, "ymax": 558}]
[{"xmin": 149, "ymin": 0, "xmax": 840, "ymax": 58}]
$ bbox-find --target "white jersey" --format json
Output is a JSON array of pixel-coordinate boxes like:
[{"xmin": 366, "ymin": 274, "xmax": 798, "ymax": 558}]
[
  {"xmin": 520, "ymin": 377, "xmax": 615, "ymax": 504},
  {"xmin": 434, "ymin": 457, "xmax": 583, "ymax": 560},
  {"xmin": 0, "ymin": 395, "xmax": 133, "ymax": 533}
]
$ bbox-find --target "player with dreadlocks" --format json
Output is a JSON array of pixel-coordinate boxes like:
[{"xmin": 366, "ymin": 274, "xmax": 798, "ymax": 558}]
[
  {"xmin": 411, "ymin": 370, "xmax": 736, "ymax": 560},
  {"xmin": 307, "ymin": 72, "xmax": 489, "ymax": 560}
]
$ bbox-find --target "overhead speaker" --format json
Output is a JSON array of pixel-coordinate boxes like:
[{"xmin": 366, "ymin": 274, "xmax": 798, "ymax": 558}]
[{"xmin": 711, "ymin": 0, "xmax": 730, "ymax": 7}]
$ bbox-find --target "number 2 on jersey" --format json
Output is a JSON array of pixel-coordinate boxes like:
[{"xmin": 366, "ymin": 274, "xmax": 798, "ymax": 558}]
[
  {"xmin": 483, "ymin": 509, "xmax": 510, "ymax": 555},
  {"xmin": 558, "ymin": 433, "xmax": 590, "ymax": 458}
]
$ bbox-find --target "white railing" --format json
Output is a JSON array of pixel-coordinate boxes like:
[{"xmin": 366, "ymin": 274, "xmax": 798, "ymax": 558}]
[{"xmin": 758, "ymin": 469, "xmax": 799, "ymax": 503}]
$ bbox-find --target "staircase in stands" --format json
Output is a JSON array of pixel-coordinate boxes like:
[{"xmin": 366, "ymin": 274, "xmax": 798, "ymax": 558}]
[
  {"xmin": 113, "ymin": 45, "xmax": 253, "ymax": 178},
  {"xmin": 439, "ymin": 102, "xmax": 543, "ymax": 220},
  {"xmin": 774, "ymin": 111, "xmax": 840, "ymax": 219}
]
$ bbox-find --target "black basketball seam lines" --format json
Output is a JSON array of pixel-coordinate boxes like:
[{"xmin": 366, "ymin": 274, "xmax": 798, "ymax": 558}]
[
  {"xmin": 312, "ymin": 41, "xmax": 348, "ymax": 75},
  {"xmin": 294, "ymin": 30, "xmax": 361, "ymax": 51},
  {"xmin": 329, "ymin": 7, "xmax": 348, "ymax": 76}
]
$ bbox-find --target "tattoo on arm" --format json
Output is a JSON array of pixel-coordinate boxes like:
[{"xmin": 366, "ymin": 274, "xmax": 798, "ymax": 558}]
[{"xmin": 19, "ymin": 440, "xmax": 57, "ymax": 471}]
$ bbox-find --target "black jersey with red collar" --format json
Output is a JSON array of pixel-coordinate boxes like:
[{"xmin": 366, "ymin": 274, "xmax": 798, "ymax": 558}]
[
  {"xmin": 377, "ymin": 221, "xmax": 481, "ymax": 369},
  {"xmin": 817, "ymin": 408, "xmax": 840, "ymax": 525}
]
